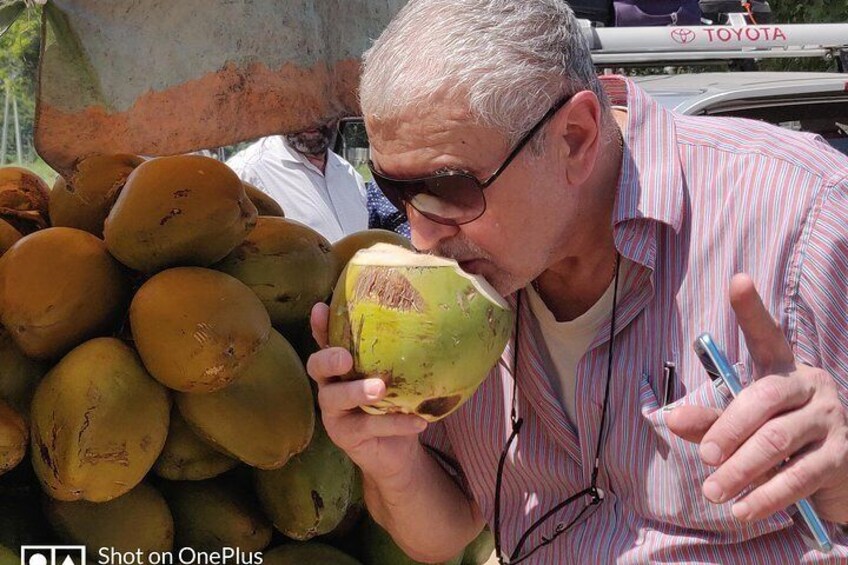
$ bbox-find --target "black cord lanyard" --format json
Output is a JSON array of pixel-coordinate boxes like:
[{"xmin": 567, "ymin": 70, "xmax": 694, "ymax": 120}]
[{"xmin": 494, "ymin": 253, "xmax": 622, "ymax": 564}]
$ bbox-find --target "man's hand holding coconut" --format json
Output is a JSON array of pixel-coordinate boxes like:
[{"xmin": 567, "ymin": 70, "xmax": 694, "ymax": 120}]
[{"xmin": 306, "ymin": 244, "xmax": 512, "ymax": 562}]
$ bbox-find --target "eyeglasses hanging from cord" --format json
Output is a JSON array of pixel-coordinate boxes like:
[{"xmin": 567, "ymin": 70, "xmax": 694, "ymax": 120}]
[{"xmin": 493, "ymin": 253, "xmax": 622, "ymax": 565}]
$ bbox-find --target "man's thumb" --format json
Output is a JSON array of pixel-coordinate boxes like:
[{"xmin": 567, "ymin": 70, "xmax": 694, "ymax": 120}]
[{"xmin": 665, "ymin": 405, "xmax": 722, "ymax": 444}]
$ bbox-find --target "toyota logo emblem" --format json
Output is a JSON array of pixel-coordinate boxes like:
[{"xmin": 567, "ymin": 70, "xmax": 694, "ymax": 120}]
[{"xmin": 671, "ymin": 28, "xmax": 696, "ymax": 44}]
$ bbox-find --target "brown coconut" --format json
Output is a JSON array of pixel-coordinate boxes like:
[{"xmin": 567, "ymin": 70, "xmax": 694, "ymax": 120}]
[
  {"xmin": 161, "ymin": 479, "xmax": 272, "ymax": 552},
  {"xmin": 176, "ymin": 329, "xmax": 314, "ymax": 470},
  {"xmin": 0, "ymin": 227, "xmax": 129, "ymax": 360},
  {"xmin": 153, "ymin": 409, "xmax": 238, "ymax": 481},
  {"xmin": 0, "ymin": 167, "xmax": 50, "ymax": 235},
  {"xmin": 29, "ymin": 337, "xmax": 170, "ymax": 502},
  {"xmin": 45, "ymin": 482, "xmax": 175, "ymax": 556},
  {"xmin": 0, "ymin": 399, "xmax": 27, "ymax": 476},
  {"xmin": 0, "ymin": 327, "xmax": 49, "ymax": 416},
  {"xmin": 214, "ymin": 217, "xmax": 337, "ymax": 332},
  {"xmin": 49, "ymin": 154, "xmax": 144, "ymax": 236},
  {"xmin": 243, "ymin": 182, "xmax": 285, "ymax": 217},
  {"xmin": 103, "ymin": 155, "xmax": 257, "ymax": 273},
  {"xmin": 0, "ymin": 219, "xmax": 22, "ymax": 256},
  {"xmin": 129, "ymin": 267, "xmax": 271, "ymax": 393}
]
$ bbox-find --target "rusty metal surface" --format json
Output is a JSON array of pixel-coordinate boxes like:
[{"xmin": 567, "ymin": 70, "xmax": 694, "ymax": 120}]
[{"xmin": 35, "ymin": 0, "xmax": 405, "ymax": 174}]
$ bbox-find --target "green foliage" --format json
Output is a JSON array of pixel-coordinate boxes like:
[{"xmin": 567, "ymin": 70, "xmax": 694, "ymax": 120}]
[
  {"xmin": 0, "ymin": 1, "xmax": 41, "ymax": 164},
  {"xmin": 760, "ymin": 1, "xmax": 847, "ymax": 72},
  {"xmin": 354, "ymin": 164, "xmax": 372, "ymax": 182},
  {"xmin": 0, "ymin": 3, "xmax": 25, "ymax": 37},
  {"xmin": 12, "ymin": 156, "xmax": 57, "ymax": 185},
  {"xmin": 769, "ymin": 0, "xmax": 848, "ymax": 25}
]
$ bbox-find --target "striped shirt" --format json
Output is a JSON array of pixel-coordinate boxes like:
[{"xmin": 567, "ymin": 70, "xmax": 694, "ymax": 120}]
[{"xmin": 422, "ymin": 76, "xmax": 848, "ymax": 563}]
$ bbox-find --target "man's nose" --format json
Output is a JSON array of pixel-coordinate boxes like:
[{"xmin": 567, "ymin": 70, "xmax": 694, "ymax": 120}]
[{"xmin": 407, "ymin": 206, "xmax": 459, "ymax": 252}]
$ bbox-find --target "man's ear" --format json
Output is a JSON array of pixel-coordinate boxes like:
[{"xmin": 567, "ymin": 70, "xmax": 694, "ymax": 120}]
[{"xmin": 548, "ymin": 91, "xmax": 602, "ymax": 186}]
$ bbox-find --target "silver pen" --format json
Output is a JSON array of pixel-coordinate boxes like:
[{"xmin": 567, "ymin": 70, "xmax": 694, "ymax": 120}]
[{"xmin": 693, "ymin": 332, "xmax": 833, "ymax": 553}]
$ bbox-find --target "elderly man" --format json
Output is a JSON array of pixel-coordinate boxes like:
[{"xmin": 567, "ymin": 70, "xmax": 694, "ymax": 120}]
[
  {"xmin": 227, "ymin": 118, "xmax": 367, "ymax": 242},
  {"xmin": 307, "ymin": 1, "xmax": 848, "ymax": 562}
]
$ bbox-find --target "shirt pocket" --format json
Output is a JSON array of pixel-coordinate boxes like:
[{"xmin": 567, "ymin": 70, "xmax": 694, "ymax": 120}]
[{"xmin": 636, "ymin": 373, "xmax": 794, "ymax": 541}]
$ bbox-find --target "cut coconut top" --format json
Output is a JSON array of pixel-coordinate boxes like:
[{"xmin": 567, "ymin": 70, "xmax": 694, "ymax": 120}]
[{"xmin": 349, "ymin": 243, "xmax": 510, "ymax": 310}]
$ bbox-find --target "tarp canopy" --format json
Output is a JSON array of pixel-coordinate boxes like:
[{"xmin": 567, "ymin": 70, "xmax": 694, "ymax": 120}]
[{"xmin": 34, "ymin": 0, "xmax": 406, "ymax": 174}]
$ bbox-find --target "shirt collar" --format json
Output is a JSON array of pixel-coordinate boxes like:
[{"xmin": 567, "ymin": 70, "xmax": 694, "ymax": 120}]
[
  {"xmin": 601, "ymin": 75, "xmax": 685, "ymax": 271},
  {"xmin": 274, "ymin": 135, "xmax": 338, "ymax": 173}
]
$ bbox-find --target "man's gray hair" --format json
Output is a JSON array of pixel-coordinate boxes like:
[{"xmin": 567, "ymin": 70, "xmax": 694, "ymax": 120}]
[{"xmin": 360, "ymin": 0, "xmax": 610, "ymax": 147}]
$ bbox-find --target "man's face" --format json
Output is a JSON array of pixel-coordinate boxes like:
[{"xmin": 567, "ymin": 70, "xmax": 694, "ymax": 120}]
[
  {"xmin": 367, "ymin": 102, "xmax": 585, "ymax": 297},
  {"xmin": 285, "ymin": 119, "xmax": 338, "ymax": 157}
]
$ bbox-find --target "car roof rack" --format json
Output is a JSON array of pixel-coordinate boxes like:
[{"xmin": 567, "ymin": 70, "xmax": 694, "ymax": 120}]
[{"xmin": 581, "ymin": 16, "xmax": 848, "ymax": 71}]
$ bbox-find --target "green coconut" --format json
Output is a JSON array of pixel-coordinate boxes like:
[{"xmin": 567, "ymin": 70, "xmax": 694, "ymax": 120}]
[
  {"xmin": 254, "ymin": 424, "xmax": 356, "ymax": 540},
  {"xmin": 0, "ymin": 227, "xmax": 129, "ymax": 360},
  {"xmin": 359, "ymin": 518, "xmax": 464, "ymax": 565},
  {"xmin": 328, "ymin": 243, "xmax": 513, "ymax": 422},
  {"xmin": 0, "ymin": 546, "xmax": 16, "ymax": 565},
  {"xmin": 262, "ymin": 543, "xmax": 362, "ymax": 565},
  {"xmin": 162, "ymin": 479, "xmax": 272, "ymax": 552},
  {"xmin": 462, "ymin": 528, "xmax": 495, "ymax": 565},
  {"xmin": 30, "ymin": 337, "xmax": 170, "ymax": 502},
  {"xmin": 45, "ymin": 482, "xmax": 174, "ymax": 557},
  {"xmin": 214, "ymin": 217, "xmax": 337, "ymax": 332},
  {"xmin": 0, "ymin": 400, "xmax": 27, "ymax": 476},
  {"xmin": 153, "ymin": 409, "xmax": 238, "ymax": 481},
  {"xmin": 176, "ymin": 329, "xmax": 314, "ymax": 469},
  {"xmin": 103, "ymin": 155, "xmax": 257, "ymax": 273},
  {"xmin": 130, "ymin": 267, "xmax": 271, "ymax": 393},
  {"xmin": 331, "ymin": 229, "xmax": 414, "ymax": 274}
]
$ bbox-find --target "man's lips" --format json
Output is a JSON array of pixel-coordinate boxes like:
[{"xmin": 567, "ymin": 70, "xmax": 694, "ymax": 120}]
[{"xmin": 458, "ymin": 258, "xmax": 485, "ymax": 274}]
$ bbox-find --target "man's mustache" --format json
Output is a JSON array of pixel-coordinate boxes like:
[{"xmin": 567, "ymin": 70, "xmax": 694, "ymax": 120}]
[{"xmin": 429, "ymin": 238, "xmax": 490, "ymax": 262}]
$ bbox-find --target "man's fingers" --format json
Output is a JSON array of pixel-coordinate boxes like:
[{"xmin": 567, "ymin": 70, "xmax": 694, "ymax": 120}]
[
  {"xmin": 729, "ymin": 274, "xmax": 795, "ymax": 376},
  {"xmin": 353, "ymin": 412, "xmax": 429, "ymax": 439},
  {"xmin": 311, "ymin": 302, "xmax": 331, "ymax": 349},
  {"xmin": 701, "ymin": 407, "xmax": 828, "ymax": 504},
  {"xmin": 322, "ymin": 411, "xmax": 428, "ymax": 454},
  {"xmin": 306, "ymin": 347, "xmax": 353, "ymax": 386},
  {"xmin": 730, "ymin": 443, "xmax": 830, "ymax": 522},
  {"xmin": 698, "ymin": 374, "xmax": 814, "ymax": 466},
  {"xmin": 666, "ymin": 405, "xmax": 722, "ymax": 443},
  {"xmin": 318, "ymin": 378, "xmax": 386, "ymax": 413}
]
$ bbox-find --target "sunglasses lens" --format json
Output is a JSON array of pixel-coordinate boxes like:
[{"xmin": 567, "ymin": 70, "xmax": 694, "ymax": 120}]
[{"xmin": 369, "ymin": 166, "xmax": 484, "ymax": 225}]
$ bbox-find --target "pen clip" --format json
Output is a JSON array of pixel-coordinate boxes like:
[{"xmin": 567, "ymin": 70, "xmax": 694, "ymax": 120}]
[{"xmin": 662, "ymin": 361, "xmax": 676, "ymax": 407}]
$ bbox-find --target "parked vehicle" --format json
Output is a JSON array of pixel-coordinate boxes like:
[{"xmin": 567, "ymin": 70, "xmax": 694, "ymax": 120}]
[{"xmin": 338, "ymin": 20, "xmax": 848, "ymax": 163}]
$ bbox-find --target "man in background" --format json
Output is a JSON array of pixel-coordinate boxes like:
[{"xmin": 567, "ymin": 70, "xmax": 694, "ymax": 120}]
[
  {"xmin": 227, "ymin": 118, "xmax": 368, "ymax": 242},
  {"xmin": 365, "ymin": 180, "xmax": 411, "ymax": 238}
]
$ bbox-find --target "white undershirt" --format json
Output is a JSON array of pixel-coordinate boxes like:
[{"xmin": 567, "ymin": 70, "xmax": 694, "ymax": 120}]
[{"xmin": 525, "ymin": 259, "xmax": 631, "ymax": 424}]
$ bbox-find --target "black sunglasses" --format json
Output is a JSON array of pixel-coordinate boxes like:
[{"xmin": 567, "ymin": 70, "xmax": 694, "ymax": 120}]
[{"xmin": 368, "ymin": 93, "xmax": 575, "ymax": 226}]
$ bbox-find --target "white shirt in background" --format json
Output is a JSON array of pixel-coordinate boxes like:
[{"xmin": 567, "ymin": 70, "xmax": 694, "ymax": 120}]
[
  {"xmin": 227, "ymin": 136, "xmax": 368, "ymax": 243},
  {"xmin": 525, "ymin": 259, "xmax": 631, "ymax": 424}
]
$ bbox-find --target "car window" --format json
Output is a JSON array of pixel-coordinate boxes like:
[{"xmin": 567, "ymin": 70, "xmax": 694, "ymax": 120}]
[
  {"xmin": 705, "ymin": 100, "xmax": 848, "ymax": 156},
  {"xmin": 643, "ymin": 92, "xmax": 705, "ymax": 111}
]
